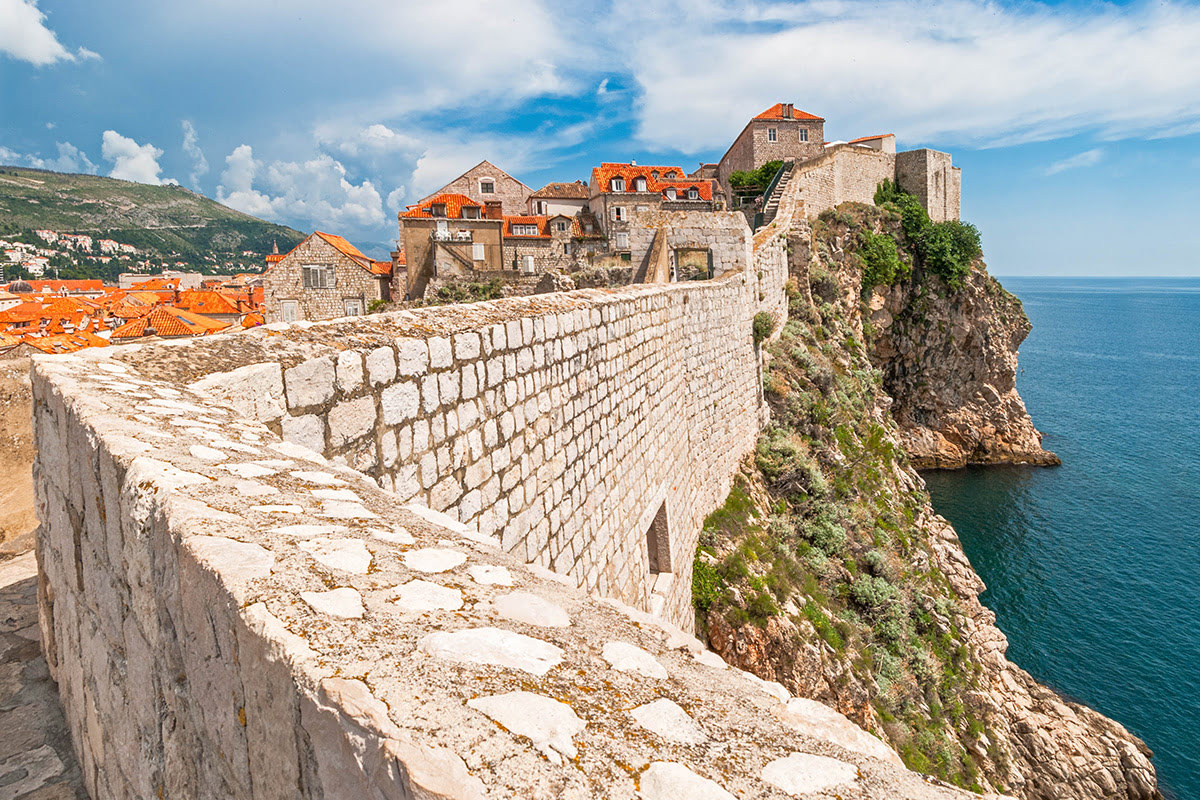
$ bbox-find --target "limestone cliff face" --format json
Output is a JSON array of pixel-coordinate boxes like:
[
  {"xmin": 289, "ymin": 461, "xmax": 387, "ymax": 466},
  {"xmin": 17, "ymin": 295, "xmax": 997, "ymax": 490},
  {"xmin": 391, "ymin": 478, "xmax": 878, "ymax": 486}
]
[
  {"xmin": 869, "ymin": 268, "xmax": 1059, "ymax": 468},
  {"xmin": 698, "ymin": 203, "xmax": 1157, "ymax": 799}
]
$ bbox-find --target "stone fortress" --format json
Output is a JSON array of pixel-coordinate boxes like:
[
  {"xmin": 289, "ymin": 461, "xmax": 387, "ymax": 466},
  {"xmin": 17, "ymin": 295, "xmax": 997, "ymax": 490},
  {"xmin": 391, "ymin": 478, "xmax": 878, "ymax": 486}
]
[{"xmin": 26, "ymin": 106, "xmax": 995, "ymax": 799}]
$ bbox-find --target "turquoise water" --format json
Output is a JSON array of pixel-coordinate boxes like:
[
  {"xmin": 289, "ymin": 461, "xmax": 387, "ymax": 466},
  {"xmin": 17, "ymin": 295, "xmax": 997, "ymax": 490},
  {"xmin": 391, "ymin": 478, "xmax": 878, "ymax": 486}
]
[{"xmin": 923, "ymin": 277, "xmax": 1200, "ymax": 800}]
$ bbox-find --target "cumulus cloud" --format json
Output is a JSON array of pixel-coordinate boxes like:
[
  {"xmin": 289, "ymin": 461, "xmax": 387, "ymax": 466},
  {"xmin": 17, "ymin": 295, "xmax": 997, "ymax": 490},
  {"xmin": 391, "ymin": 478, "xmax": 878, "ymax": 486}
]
[
  {"xmin": 0, "ymin": 0, "xmax": 99, "ymax": 65},
  {"xmin": 181, "ymin": 120, "xmax": 209, "ymax": 188},
  {"xmin": 217, "ymin": 144, "xmax": 385, "ymax": 232},
  {"xmin": 0, "ymin": 141, "xmax": 97, "ymax": 174},
  {"xmin": 1044, "ymin": 148, "xmax": 1105, "ymax": 176},
  {"xmin": 101, "ymin": 131, "xmax": 166, "ymax": 184},
  {"xmin": 618, "ymin": 0, "xmax": 1200, "ymax": 151}
]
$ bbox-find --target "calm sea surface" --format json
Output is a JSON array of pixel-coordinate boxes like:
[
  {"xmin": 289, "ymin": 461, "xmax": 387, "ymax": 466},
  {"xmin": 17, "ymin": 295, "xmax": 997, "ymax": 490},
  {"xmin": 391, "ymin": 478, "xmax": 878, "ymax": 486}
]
[{"xmin": 923, "ymin": 277, "xmax": 1200, "ymax": 800}]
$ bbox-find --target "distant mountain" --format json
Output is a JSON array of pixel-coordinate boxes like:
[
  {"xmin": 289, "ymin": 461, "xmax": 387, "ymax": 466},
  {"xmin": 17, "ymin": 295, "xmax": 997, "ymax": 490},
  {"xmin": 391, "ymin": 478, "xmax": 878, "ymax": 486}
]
[{"xmin": 0, "ymin": 166, "xmax": 305, "ymax": 258}]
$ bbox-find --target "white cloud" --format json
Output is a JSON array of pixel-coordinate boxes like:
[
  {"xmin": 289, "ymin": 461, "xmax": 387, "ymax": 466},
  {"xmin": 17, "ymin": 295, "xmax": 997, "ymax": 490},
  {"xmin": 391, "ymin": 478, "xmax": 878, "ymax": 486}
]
[
  {"xmin": 0, "ymin": 0, "xmax": 99, "ymax": 65},
  {"xmin": 1044, "ymin": 148, "xmax": 1105, "ymax": 176},
  {"xmin": 217, "ymin": 144, "xmax": 385, "ymax": 232},
  {"xmin": 101, "ymin": 131, "xmax": 166, "ymax": 184},
  {"xmin": 0, "ymin": 141, "xmax": 97, "ymax": 174},
  {"xmin": 181, "ymin": 120, "xmax": 209, "ymax": 188},
  {"xmin": 617, "ymin": 0, "xmax": 1200, "ymax": 152}
]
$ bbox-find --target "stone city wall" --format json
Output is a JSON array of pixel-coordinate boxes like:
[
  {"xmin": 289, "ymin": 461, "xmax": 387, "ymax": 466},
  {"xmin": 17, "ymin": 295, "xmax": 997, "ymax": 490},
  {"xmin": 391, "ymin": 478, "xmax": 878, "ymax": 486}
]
[
  {"xmin": 30, "ymin": 348, "xmax": 985, "ymax": 799},
  {"xmin": 789, "ymin": 145, "xmax": 898, "ymax": 220}
]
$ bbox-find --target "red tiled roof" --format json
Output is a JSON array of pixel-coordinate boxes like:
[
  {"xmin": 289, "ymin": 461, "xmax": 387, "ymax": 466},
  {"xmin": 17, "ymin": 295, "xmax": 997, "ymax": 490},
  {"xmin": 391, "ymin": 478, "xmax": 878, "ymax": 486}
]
[
  {"xmin": 848, "ymin": 134, "xmax": 892, "ymax": 144},
  {"xmin": 369, "ymin": 261, "xmax": 392, "ymax": 276},
  {"xmin": 265, "ymin": 254, "xmax": 285, "ymax": 264},
  {"xmin": 503, "ymin": 215, "xmax": 551, "ymax": 239},
  {"xmin": 590, "ymin": 163, "xmax": 712, "ymax": 200},
  {"xmin": 754, "ymin": 103, "xmax": 824, "ymax": 122},
  {"xmin": 111, "ymin": 306, "xmax": 230, "ymax": 339},
  {"xmin": 401, "ymin": 193, "xmax": 483, "ymax": 219},
  {"xmin": 241, "ymin": 312, "xmax": 264, "ymax": 328},
  {"xmin": 131, "ymin": 278, "xmax": 181, "ymax": 291},
  {"xmin": 314, "ymin": 232, "xmax": 369, "ymax": 262},
  {"xmin": 8, "ymin": 279, "xmax": 104, "ymax": 294},
  {"xmin": 175, "ymin": 290, "xmax": 242, "ymax": 316},
  {"xmin": 394, "ymin": 249, "xmax": 407, "ymax": 266}
]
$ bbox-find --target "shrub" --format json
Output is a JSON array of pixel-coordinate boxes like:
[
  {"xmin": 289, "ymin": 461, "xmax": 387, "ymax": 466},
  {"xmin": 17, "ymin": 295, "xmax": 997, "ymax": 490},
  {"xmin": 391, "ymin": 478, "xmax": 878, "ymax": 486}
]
[
  {"xmin": 692, "ymin": 557, "xmax": 723, "ymax": 612},
  {"xmin": 850, "ymin": 575, "xmax": 898, "ymax": 611},
  {"xmin": 730, "ymin": 160, "xmax": 784, "ymax": 191},
  {"xmin": 859, "ymin": 229, "xmax": 909, "ymax": 287},
  {"xmin": 753, "ymin": 311, "xmax": 777, "ymax": 344}
]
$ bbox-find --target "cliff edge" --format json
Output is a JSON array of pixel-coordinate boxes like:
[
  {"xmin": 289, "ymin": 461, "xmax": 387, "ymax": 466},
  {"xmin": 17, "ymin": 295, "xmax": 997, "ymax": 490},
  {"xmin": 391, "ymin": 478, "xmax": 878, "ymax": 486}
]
[{"xmin": 696, "ymin": 201, "xmax": 1155, "ymax": 798}]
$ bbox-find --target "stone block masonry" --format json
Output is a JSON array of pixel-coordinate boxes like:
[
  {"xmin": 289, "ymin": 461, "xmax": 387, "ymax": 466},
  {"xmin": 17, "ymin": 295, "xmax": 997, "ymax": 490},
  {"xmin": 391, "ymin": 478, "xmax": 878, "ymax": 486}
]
[{"xmin": 29, "ymin": 346, "xmax": 991, "ymax": 800}]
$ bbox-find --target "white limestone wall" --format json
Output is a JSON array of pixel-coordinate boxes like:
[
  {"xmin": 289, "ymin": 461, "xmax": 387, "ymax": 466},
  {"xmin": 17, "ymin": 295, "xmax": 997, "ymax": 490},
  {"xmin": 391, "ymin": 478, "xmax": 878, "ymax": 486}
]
[
  {"xmin": 191, "ymin": 251, "xmax": 787, "ymax": 628},
  {"xmin": 30, "ymin": 350, "xmax": 983, "ymax": 800}
]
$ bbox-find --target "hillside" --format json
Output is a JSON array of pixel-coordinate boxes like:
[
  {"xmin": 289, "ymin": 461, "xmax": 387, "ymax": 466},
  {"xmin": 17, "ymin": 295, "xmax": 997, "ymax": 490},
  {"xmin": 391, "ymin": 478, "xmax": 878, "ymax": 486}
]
[{"xmin": 0, "ymin": 166, "xmax": 304, "ymax": 258}]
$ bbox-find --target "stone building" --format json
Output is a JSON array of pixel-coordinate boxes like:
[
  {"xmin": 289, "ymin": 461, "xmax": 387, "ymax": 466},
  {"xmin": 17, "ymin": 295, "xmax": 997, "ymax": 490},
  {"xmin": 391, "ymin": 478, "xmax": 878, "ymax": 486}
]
[
  {"xmin": 588, "ymin": 163, "xmax": 714, "ymax": 261},
  {"xmin": 895, "ymin": 148, "xmax": 961, "ymax": 223},
  {"xmin": 399, "ymin": 194, "xmax": 505, "ymax": 299},
  {"xmin": 526, "ymin": 181, "xmax": 589, "ymax": 216},
  {"xmin": 261, "ymin": 232, "xmax": 391, "ymax": 323},
  {"xmin": 716, "ymin": 103, "xmax": 825, "ymax": 202},
  {"xmin": 412, "ymin": 160, "xmax": 531, "ymax": 217},
  {"xmin": 500, "ymin": 215, "xmax": 554, "ymax": 272}
]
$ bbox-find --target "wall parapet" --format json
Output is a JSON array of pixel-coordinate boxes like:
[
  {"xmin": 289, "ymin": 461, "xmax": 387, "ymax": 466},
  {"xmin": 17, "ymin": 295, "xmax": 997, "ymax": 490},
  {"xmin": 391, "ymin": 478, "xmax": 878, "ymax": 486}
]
[{"xmin": 31, "ymin": 347, "xmax": 989, "ymax": 799}]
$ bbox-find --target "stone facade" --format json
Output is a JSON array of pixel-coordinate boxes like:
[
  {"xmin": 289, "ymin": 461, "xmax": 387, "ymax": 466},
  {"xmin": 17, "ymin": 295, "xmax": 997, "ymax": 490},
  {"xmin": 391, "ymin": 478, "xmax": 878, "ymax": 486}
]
[
  {"xmin": 414, "ymin": 160, "xmax": 531, "ymax": 217},
  {"xmin": 789, "ymin": 145, "xmax": 898, "ymax": 219},
  {"xmin": 401, "ymin": 218, "xmax": 505, "ymax": 299},
  {"xmin": 29, "ymin": 340, "xmax": 987, "ymax": 800},
  {"xmin": 896, "ymin": 149, "xmax": 962, "ymax": 223},
  {"xmin": 717, "ymin": 106, "xmax": 826, "ymax": 203},
  {"xmin": 262, "ymin": 234, "xmax": 389, "ymax": 323}
]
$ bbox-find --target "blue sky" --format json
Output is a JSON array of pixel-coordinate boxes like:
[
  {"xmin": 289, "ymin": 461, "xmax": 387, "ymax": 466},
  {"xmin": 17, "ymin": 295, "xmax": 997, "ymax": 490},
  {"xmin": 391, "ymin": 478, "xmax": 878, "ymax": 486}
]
[{"xmin": 3, "ymin": 0, "xmax": 1200, "ymax": 274}]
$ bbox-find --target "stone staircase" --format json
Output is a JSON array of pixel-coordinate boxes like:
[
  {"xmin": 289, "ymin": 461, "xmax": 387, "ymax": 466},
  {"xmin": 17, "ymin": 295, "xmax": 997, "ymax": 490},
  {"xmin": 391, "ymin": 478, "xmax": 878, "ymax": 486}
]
[{"xmin": 760, "ymin": 161, "xmax": 795, "ymax": 227}]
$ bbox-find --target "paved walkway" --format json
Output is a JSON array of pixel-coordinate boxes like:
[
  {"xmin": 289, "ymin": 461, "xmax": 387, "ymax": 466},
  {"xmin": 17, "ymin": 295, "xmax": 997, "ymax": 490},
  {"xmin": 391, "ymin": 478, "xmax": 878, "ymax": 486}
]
[{"xmin": 0, "ymin": 552, "xmax": 87, "ymax": 800}]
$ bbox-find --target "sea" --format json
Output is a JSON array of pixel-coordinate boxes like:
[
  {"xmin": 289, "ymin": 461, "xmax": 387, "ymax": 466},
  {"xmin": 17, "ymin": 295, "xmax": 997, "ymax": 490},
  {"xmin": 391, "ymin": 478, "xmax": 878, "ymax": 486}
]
[{"xmin": 923, "ymin": 277, "xmax": 1200, "ymax": 800}]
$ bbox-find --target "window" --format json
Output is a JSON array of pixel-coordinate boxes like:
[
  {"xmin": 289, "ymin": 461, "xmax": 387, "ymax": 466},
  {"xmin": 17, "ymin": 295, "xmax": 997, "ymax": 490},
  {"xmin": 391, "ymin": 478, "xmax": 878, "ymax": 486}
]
[
  {"xmin": 436, "ymin": 219, "xmax": 449, "ymax": 233},
  {"xmin": 651, "ymin": 170, "xmax": 659, "ymax": 180},
  {"xmin": 799, "ymin": 128, "xmax": 808, "ymax": 142},
  {"xmin": 523, "ymin": 255, "xmax": 536, "ymax": 273},
  {"xmin": 555, "ymin": 221, "xmax": 568, "ymax": 232},
  {"xmin": 281, "ymin": 300, "xmax": 299, "ymax": 323},
  {"xmin": 534, "ymin": 200, "xmax": 546, "ymax": 214},
  {"xmin": 302, "ymin": 265, "xmax": 333, "ymax": 289},
  {"xmin": 462, "ymin": 206, "xmax": 480, "ymax": 219},
  {"xmin": 431, "ymin": 203, "xmax": 447, "ymax": 217},
  {"xmin": 611, "ymin": 206, "xmax": 625, "ymax": 221},
  {"xmin": 664, "ymin": 188, "xmax": 677, "ymax": 200},
  {"xmin": 610, "ymin": 177, "xmax": 625, "ymax": 192},
  {"xmin": 665, "ymin": 170, "xmax": 678, "ymax": 178},
  {"xmin": 480, "ymin": 179, "xmax": 495, "ymax": 194},
  {"xmin": 768, "ymin": 127, "xmax": 777, "ymax": 142},
  {"xmin": 343, "ymin": 298, "xmax": 363, "ymax": 316},
  {"xmin": 687, "ymin": 187, "xmax": 699, "ymax": 200},
  {"xmin": 472, "ymin": 243, "xmax": 485, "ymax": 261},
  {"xmin": 615, "ymin": 231, "xmax": 629, "ymax": 249},
  {"xmin": 512, "ymin": 224, "xmax": 539, "ymax": 236},
  {"xmin": 633, "ymin": 177, "xmax": 647, "ymax": 191}
]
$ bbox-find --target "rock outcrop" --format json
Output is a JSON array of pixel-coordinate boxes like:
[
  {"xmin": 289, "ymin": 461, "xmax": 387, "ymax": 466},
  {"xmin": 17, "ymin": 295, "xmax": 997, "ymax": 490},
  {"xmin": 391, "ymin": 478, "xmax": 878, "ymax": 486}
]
[
  {"xmin": 701, "ymin": 202, "xmax": 1156, "ymax": 800},
  {"xmin": 869, "ymin": 268, "xmax": 1059, "ymax": 468}
]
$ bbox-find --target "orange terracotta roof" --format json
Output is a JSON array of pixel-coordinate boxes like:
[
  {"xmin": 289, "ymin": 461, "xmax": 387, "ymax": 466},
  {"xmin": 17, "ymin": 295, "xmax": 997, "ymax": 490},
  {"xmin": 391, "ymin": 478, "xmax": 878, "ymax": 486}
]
[
  {"xmin": 369, "ymin": 260, "xmax": 392, "ymax": 276},
  {"xmin": 241, "ymin": 312, "xmax": 264, "ymax": 328},
  {"xmin": 394, "ymin": 249, "xmax": 406, "ymax": 266},
  {"xmin": 754, "ymin": 103, "xmax": 824, "ymax": 122},
  {"xmin": 656, "ymin": 179, "xmax": 713, "ymax": 201},
  {"xmin": 131, "ymin": 278, "xmax": 181, "ymax": 291},
  {"xmin": 401, "ymin": 193, "xmax": 483, "ymax": 219},
  {"xmin": 111, "ymin": 306, "xmax": 230, "ymax": 339},
  {"xmin": 314, "ymin": 232, "xmax": 370, "ymax": 262},
  {"xmin": 0, "ymin": 302, "xmax": 48, "ymax": 324},
  {"xmin": 590, "ymin": 163, "xmax": 711, "ymax": 200},
  {"xmin": 23, "ymin": 332, "xmax": 109, "ymax": 354},
  {"xmin": 848, "ymin": 134, "xmax": 892, "ymax": 144},
  {"xmin": 265, "ymin": 254, "xmax": 286, "ymax": 264},
  {"xmin": 10, "ymin": 279, "xmax": 105, "ymax": 294},
  {"xmin": 0, "ymin": 332, "xmax": 21, "ymax": 347},
  {"xmin": 175, "ymin": 290, "xmax": 242, "ymax": 316},
  {"xmin": 503, "ymin": 215, "xmax": 551, "ymax": 239}
]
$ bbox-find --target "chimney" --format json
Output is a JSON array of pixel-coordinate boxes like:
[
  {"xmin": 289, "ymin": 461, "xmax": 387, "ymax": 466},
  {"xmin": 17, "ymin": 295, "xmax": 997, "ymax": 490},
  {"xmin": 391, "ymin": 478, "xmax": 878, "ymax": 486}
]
[
  {"xmin": 783, "ymin": 103, "xmax": 793, "ymax": 119},
  {"xmin": 485, "ymin": 201, "xmax": 503, "ymax": 220}
]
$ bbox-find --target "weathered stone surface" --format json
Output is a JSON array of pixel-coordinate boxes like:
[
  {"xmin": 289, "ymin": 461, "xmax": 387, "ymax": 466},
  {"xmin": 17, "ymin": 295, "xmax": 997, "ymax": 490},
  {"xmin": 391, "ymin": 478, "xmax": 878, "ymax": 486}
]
[
  {"xmin": 602, "ymin": 641, "xmax": 668, "ymax": 679},
  {"xmin": 297, "ymin": 537, "xmax": 372, "ymax": 574},
  {"xmin": 639, "ymin": 762, "xmax": 735, "ymax": 800},
  {"xmin": 392, "ymin": 580, "xmax": 463, "ymax": 613},
  {"xmin": 760, "ymin": 752, "xmax": 858, "ymax": 795},
  {"xmin": 467, "ymin": 692, "xmax": 584, "ymax": 765},
  {"xmin": 493, "ymin": 591, "xmax": 570, "ymax": 628},
  {"xmin": 404, "ymin": 548, "xmax": 467, "ymax": 573},
  {"xmin": 301, "ymin": 587, "xmax": 365, "ymax": 619},
  {"xmin": 631, "ymin": 699, "xmax": 706, "ymax": 744},
  {"xmin": 418, "ymin": 628, "xmax": 564, "ymax": 676},
  {"xmin": 188, "ymin": 362, "xmax": 286, "ymax": 421}
]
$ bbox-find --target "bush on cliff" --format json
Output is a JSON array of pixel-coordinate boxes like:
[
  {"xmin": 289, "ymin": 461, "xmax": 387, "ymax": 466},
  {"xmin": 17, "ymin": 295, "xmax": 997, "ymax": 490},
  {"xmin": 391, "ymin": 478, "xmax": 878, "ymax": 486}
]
[{"xmin": 874, "ymin": 180, "xmax": 982, "ymax": 290}]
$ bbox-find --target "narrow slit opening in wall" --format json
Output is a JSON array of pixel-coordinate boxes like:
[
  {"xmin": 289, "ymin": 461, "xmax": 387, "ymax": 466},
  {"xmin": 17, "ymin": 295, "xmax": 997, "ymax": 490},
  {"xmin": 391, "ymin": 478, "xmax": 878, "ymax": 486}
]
[{"xmin": 646, "ymin": 501, "xmax": 670, "ymax": 574}]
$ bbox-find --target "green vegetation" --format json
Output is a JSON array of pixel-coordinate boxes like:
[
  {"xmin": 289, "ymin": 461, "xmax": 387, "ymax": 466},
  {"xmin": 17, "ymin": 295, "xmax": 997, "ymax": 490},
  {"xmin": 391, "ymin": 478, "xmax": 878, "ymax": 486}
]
[
  {"xmin": 420, "ymin": 279, "xmax": 508, "ymax": 306},
  {"xmin": 0, "ymin": 166, "xmax": 304, "ymax": 266},
  {"xmin": 873, "ymin": 179, "xmax": 981, "ymax": 290},
  {"xmin": 695, "ymin": 279, "xmax": 998, "ymax": 790},
  {"xmin": 729, "ymin": 160, "xmax": 784, "ymax": 192},
  {"xmin": 752, "ymin": 311, "xmax": 777, "ymax": 344}
]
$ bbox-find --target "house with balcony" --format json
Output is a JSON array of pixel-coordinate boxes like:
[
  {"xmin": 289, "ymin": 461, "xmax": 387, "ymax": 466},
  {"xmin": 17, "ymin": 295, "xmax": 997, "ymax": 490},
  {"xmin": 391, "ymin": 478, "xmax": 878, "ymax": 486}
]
[
  {"xmin": 399, "ymin": 194, "xmax": 505, "ymax": 299},
  {"xmin": 587, "ymin": 163, "xmax": 715, "ymax": 260}
]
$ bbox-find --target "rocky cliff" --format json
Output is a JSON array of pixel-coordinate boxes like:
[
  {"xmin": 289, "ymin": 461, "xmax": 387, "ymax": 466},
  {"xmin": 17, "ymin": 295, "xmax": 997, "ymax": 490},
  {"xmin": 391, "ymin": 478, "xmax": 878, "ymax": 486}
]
[
  {"xmin": 869, "ymin": 267, "xmax": 1059, "ymax": 468},
  {"xmin": 694, "ymin": 202, "xmax": 1157, "ymax": 798}
]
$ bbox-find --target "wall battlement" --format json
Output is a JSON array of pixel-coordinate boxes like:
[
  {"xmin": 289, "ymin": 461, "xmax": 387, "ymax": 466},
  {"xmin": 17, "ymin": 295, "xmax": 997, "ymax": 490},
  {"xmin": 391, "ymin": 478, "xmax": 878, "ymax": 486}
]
[{"xmin": 30, "ymin": 181, "xmax": 993, "ymax": 798}]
